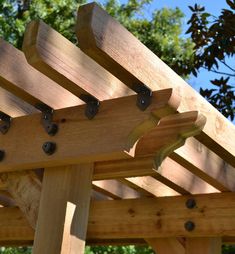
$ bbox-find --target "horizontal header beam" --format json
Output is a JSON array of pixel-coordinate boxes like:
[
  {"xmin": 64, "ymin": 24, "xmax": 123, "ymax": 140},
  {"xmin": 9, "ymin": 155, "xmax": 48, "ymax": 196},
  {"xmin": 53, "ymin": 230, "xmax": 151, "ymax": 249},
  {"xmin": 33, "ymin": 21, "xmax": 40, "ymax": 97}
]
[
  {"xmin": 88, "ymin": 192, "xmax": 235, "ymax": 239},
  {"xmin": 0, "ymin": 89, "xmax": 179, "ymax": 172},
  {"xmin": 2, "ymin": 193, "xmax": 235, "ymax": 243}
]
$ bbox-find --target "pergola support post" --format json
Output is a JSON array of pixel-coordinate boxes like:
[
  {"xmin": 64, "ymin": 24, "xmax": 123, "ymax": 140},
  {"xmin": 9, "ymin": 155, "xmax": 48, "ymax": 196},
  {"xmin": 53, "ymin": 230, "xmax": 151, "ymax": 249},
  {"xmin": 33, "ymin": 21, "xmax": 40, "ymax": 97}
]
[
  {"xmin": 32, "ymin": 164, "xmax": 93, "ymax": 254},
  {"xmin": 146, "ymin": 238, "xmax": 185, "ymax": 254},
  {"xmin": 185, "ymin": 238, "xmax": 222, "ymax": 254}
]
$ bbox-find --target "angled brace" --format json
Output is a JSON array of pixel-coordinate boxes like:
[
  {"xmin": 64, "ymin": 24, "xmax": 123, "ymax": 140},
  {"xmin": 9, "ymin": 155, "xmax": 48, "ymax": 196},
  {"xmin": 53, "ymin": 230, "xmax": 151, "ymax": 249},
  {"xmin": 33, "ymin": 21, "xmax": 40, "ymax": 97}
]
[
  {"xmin": 0, "ymin": 112, "xmax": 11, "ymax": 134},
  {"xmin": 129, "ymin": 111, "xmax": 206, "ymax": 167}
]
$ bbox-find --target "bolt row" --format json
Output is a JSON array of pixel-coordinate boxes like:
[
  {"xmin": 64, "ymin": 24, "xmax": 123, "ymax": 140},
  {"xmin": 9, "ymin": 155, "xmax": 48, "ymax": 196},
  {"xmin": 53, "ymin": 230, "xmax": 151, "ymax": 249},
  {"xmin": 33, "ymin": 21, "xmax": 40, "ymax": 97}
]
[
  {"xmin": 0, "ymin": 141, "xmax": 56, "ymax": 161},
  {"xmin": 185, "ymin": 198, "xmax": 196, "ymax": 232}
]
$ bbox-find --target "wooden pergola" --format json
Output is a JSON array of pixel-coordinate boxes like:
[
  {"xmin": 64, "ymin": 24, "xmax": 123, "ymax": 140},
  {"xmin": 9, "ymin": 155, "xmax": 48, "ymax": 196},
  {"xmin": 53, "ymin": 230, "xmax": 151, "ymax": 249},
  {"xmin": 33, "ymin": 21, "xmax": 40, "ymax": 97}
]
[{"xmin": 0, "ymin": 2, "xmax": 234, "ymax": 253}]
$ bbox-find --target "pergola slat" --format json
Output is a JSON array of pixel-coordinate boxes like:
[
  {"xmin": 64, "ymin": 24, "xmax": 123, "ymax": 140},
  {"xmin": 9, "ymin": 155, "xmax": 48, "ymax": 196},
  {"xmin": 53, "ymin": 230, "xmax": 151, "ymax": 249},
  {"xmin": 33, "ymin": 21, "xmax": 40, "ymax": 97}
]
[
  {"xmin": 92, "ymin": 180, "xmax": 142, "ymax": 199},
  {"xmin": 0, "ymin": 38, "xmax": 81, "ymax": 109},
  {"xmin": 76, "ymin": 2, "xmax": 235, "ymax": 167},
  {"xmin": 20, "ymin": 19, "xmax": 235, "ymax": 193},
  {"xmin": 23, "ymin": 20, "xmax": 134, "ymax": 101}
]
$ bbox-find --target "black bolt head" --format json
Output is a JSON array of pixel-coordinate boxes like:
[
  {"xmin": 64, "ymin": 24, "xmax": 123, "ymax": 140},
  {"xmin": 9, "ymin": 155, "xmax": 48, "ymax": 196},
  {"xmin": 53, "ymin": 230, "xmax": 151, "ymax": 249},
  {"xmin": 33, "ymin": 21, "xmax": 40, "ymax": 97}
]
[
  {"xmin": 42, "ymin": 142, "xmax": 56, "ymax": 155},
  {"xmin": 186, "ymin": 198, "xmax": 196, "ymax": 209},
  {"xmin": 85, "ymin": 102, "xmax": 99, "ymax": 120},
  {"xmin": 136, "ymin": 93, "xmax": 152, "ymax": 111},
  {"xmin": 184, "ymin": 221, "xmax": 195, "ymax": 232},
  {"xmin": 46, "ymin": 123, "xmax": 58, "ymax": 136},
  {"xmin": 0, "ymin": 150, "xmax": 5, "ymax": 161}
]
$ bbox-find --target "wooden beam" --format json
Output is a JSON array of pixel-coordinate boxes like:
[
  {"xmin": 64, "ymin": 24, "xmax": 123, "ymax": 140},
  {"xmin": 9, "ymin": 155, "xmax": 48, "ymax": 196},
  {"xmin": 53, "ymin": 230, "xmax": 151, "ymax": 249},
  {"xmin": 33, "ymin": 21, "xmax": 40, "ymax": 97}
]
[
  {"xmin": 94, "ymin": 136, "xmax": 233, "ymax": 193},
  {"xmin": 86, "ymin": 238, "xmax": 146, "ymax": 246},
  {"xmin": 0, "ymin": 170, "xmax": 41, "ymax": 228},
  {"xmin": 120, "ymin": 177, "xmax": 180, "ymax": 197},
  {"xmin": 0, "ymin": 89, "xmax": 180, "ymax": 172},
  {"xmin": 92, "ymin": 180, "xmax": 142, "ymax": 199},
  {"xmin": 94, "ymin": 156, "xmax": 156, "ymax": 180},
  {"xmin": 76, "ymin": 3, "xmax": 235, "ymax": 167},
  {"xmin": 0, "ymin": 86, "xmax": 37, "ymax": 117},
  {"xmin": 23, "ymin": 20, "xmax": 133, "ymax": 102},
  {"xmin": 146, "ymin": 238, "xmax": 185, "ymax": 254},
  {"xmin": 33, "ymin": 164, "xmax": 93, "ymax": 254},
  {"xmin": 171, "ymin": 138, "xmax": 235, "ymax": 192},
  {"xmin": 0, "ymin": 194, "xmax": 234, "ymax": 243},
  {"xmin": 185, "ymin": 238, "xmax": 221, "ymax": 254},
  {"xmin": 20, "ymin": 19, "xmax": 235, "ymax": 192},
  {"xmin": 95, "ymin": 156, "xmax": 219, "ymax": 195},
  {"xmin": 0, "ymin": 38, "xmax": 81, "ymax": 109},
  {"xmin": 155, "ymin": 157, "xmax": 219, "ymax": 194},
  {"xmin": 0, "ymin": 190, "xmax": 15, "ymax": 207},
  {"xmin": 0, "ymin": 207, "xmax": 34, "ymax": 241},
  {"xmin": 132, "ymin": 111, "xmax": 206, "ymax": 166},
  {"xmin": 91, "ymin": 190, "xmax": 112, "ymax": 201},
  {"xmin": 87, "ymin": 193, "xmax": 235, "ymax": 239}
]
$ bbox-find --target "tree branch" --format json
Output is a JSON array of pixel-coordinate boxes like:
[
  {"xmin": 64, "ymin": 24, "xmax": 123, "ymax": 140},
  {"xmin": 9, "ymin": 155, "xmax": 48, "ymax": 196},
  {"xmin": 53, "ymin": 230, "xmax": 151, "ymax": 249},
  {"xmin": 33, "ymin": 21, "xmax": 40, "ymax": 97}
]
[
  {"xmin": 219, "ymin": 60, "xmax": 235, "ymax": 72},
  {"xmin": 202, "ymin": 66, "xmax": 235, "ymax": 77}
]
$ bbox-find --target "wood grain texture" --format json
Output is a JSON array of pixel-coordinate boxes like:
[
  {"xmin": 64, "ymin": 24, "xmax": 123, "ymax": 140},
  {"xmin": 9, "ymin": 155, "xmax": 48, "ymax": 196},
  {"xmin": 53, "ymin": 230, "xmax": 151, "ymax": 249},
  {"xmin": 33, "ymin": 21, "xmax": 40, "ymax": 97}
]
[
  {"xmin": 120, "ymin": 176, "xmax": 180, "ymax": 197},
  {"xmin": 0, "ymin": 86, "xmax": 37, "ymax": 117},
  {"xmin": 132, "ymin": 111, "xmax": 206, "ymax": 166},
  {"xmin": 92, "ymin": 180, "xmax": 142, "ymax": 199},
  {"xmin": 0, "ymin": 195, "xmax": 231, "ymax": 245},
  {"xmin": 20, "ymin": 18, "xmax": 234, "ymax": 193},
  {"xmin": 0, "ymin": 207, "xmax": 34, "ymax": 241},
  {"xmin": 155, "ymin": 157, "xmax": 219, "ymax": 195},
  {"xmin": 94, "ymin": 156, "xmax": 219, "ymax": 195},
  {"xmin": 0, "ymin": 171, "xmax": 41, "ymax": 229},
  {"xmin": 0, "ymin": 190, "xmax": 15, "ymax": 207},
  {"xmin": 33, "ymin": 164, "xmax": 93, "ymax": 254},
  {"xmin": 76, "ymin": 3, "xmax": 235, "ymax": 166},
  {"xmin": 0, "ymin": 38, "xmax": 81, "ymax": 109},
  {"xmin": 0, "ymin": 89, "xmax": 179, "ymax": 172},
  {"xmin": 185, "ymin": 238, "xmax": 221, "ymax": 254},
  {"xmin": 146, "ymin": 238, "xmax": 185, "ymax": 254},
  {"xmin": 94, "ymin": 156, "xmax": 156, "ymax": 180},
  {"xmin": 23, "ymin": 20, "xmax": 133, "ymax": 101},
  {"xmin": 87, "ymin": 192, "xmax": 235, "ymax": 238},
  {"xmin": 171, "ymin": 138, "xmax": 235, "ymax": 192}
]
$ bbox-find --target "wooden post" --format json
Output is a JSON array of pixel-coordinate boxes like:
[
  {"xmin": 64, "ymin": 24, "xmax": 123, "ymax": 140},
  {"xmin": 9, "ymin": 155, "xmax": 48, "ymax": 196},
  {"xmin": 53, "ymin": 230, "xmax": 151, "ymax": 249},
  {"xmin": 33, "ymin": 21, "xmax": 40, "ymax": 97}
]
[
  {"xmin": 185, "ymin": 238, "xmax": 222, "ymax": 254},
  {"xmin": 33, "ymin": 164, "xmax": 93, "ymax": 254},
  {"xmin": 146, "ymin": 238, "xmax": 185, "ymax": 254}
]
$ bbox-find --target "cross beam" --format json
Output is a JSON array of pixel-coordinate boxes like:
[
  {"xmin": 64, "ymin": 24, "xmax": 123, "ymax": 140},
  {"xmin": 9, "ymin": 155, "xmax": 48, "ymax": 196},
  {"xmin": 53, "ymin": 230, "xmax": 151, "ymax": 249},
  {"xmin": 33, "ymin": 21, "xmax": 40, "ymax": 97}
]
[
  {"xmin": 0, "ymin": 89, "xmax": 187, "ymax": 172},
  {"xmin": 1, "ymin": 193, "xmax": 235, "ymax": 243}
]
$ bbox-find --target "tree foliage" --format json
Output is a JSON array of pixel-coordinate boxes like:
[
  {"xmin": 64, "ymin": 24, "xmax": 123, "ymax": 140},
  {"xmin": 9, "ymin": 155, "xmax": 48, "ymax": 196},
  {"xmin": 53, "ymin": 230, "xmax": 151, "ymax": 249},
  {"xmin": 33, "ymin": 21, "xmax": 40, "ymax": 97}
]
[
  {"xmin": 0, "ymin": 0, "xmax": 194, "ymax": 79},
  {"xmin": 187, "ymin": 0, "xmax": 235, "ymax": 119}
]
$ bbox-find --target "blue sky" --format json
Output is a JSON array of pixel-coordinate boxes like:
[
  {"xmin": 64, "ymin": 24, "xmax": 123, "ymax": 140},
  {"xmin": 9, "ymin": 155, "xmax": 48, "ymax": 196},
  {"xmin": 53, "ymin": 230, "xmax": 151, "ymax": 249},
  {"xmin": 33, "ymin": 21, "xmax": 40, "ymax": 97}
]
[
  {"xmin": 141, "ymin": 0, "xmax": 234, "ymax": 91},
  {"xmin": 97, "ymin": 0, "xmax": 234, "ymax": 93}
]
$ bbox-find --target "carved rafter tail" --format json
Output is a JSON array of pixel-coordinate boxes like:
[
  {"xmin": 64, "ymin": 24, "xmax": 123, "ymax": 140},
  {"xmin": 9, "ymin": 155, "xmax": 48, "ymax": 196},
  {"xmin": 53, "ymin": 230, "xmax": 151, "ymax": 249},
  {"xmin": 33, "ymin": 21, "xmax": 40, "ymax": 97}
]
[{"xmin": 128, "ymin": 111, "xmax": 206, "ymax": 167}]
